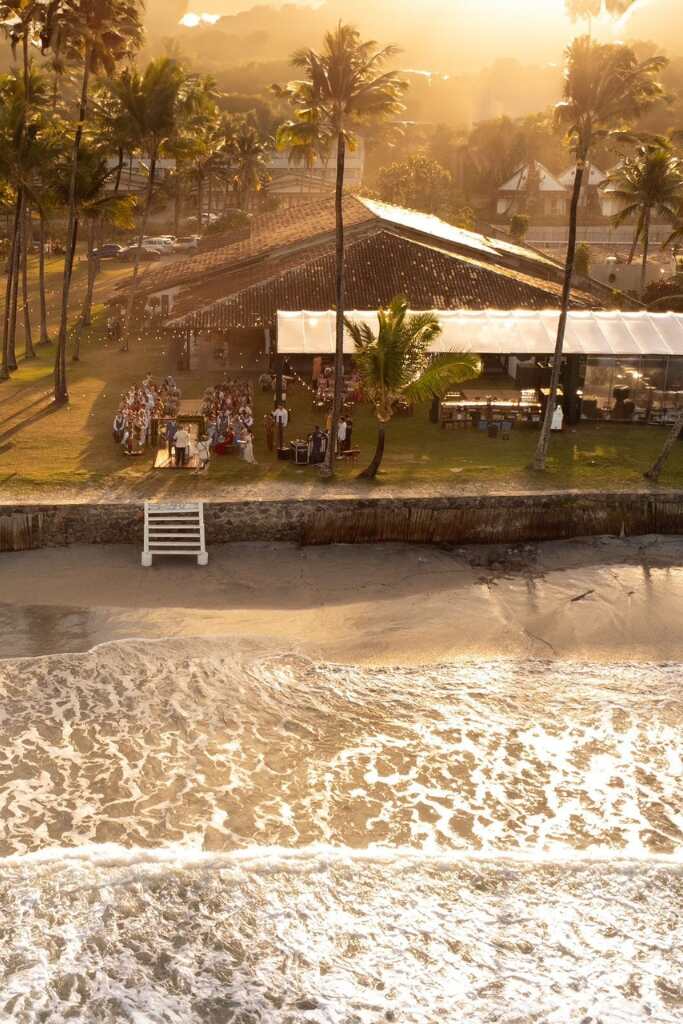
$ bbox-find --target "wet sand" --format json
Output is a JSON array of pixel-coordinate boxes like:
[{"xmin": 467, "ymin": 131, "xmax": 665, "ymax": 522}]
[{"xmin": 2, "ymin": 535, "xmax": 683, "ymax": 663}]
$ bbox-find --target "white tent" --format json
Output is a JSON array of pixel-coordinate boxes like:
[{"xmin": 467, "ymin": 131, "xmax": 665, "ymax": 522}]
[{"xmin": 276, "ymin": 310, "xmax": 683, "ymax": 358}]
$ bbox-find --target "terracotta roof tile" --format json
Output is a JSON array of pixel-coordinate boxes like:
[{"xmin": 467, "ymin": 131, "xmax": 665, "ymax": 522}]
[
  {"xmin": 118, "ymin": 195, "xmax": 373, "ymax": 297},
  {"xmin": 168, "ymin": 231, "xmax": 596, "ymax": 332}
]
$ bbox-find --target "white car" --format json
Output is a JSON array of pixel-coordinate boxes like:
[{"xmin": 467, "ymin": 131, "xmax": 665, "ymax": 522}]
[
  {"xmin": 143, "ymin": 236, "xmax": 175, "ymax": 253},
  {"xmin": 173, "ymin": 235, "xmax": 201, "ymax": 253}
]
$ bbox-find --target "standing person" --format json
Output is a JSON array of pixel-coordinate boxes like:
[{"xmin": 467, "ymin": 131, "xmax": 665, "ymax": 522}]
[
  {"xmin": 309, "ymin": 425, "xmax": 324, "ymax": 464},
  {"xmin": 344, "ymin": 416, "xmax": 353, "ymax": 452},
  {"xmin": 166, "ymin": 417, "xmax": 178, "ymax": 463},
  {"xmin": 112, "ymin": 410, "xmax": 125, "ymax": 443},
  {"xmin": 195, "ymin": 435, "xmax": 211, "ymax": 473},
  {"xmin": 173, "ymin": 425, "xmax": 190, "ymax": 467},
  {"xmin": 242, "ymin": 429, "xmax": 257, "ymax": 465},
  {"xmin": 337, "ymin": 416, "xmax": 347, "ymax": 456},
  {"xmin": 264, "ymin": 411, "xmax": 275, "ymax": 452},
  {"xmin": 273, "ymin": 403, "xmax": 289, "ymax": 449}
]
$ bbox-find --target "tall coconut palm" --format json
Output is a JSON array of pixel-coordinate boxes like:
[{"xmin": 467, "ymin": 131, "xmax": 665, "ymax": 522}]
[
  {"xmin": 0, "ymin": 2, "xmax": 46, "ymax": 377},
  {"xmin": 0, "ymin": 63, "xmax": 50, "ymax": 374},
  {"xmin": 226, "ymin": 116, "xmax": 270, "ymax": 211},
  {"xmin": 532, "ymin": 36, "xmax": 666, "ymax": 472},
  {"xmin": 42, "ymin": 0, "xmax": 143, "ymax": 403},
  {"xmin": 603, "ymin": 142, "xmax": 683, "ymax": 296},
  {"xmin": 106, "ymin": 57, "xmax": 186, "ymax": 349},
  {"xmin": 345, "ymin": 297, "xmax": 481, "ymax": 479},
  {"xmin": 565, "ymin": 0, "xmax": 639, "ymax": 25},
  {"xmin": 275, "ymin": 23, "xmax": 407, "ymax": 477},
  {"xmin": 58, "ymin": 143, "xmax": 136, "ymax": 343}
]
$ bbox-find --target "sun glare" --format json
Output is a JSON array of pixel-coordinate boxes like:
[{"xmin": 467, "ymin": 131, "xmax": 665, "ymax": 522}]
[{"xmin": 180, "ymin": 12, "xmax": 222, "ymax": 28}]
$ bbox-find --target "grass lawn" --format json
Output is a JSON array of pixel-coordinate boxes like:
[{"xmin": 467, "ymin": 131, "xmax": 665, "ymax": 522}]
[{"xmin": 2, "ymin": 313, "xmax": 683, "ymax": 500}]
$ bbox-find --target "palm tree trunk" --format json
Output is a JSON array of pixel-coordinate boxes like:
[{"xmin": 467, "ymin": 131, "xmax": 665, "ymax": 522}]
[
  {"xmin": 38, "ymin": 211, "xmax": 50, "ymax": 344},
  {"xmin": 1, "ymin": 190, "xmax": 22, "ymax": 379},
  {"xmin": 54, "ymin": 52, "xmax": 91, "ymax": 404},
  {"xmin": 627, "ymin": 212, "xmax": 643, "ymax": 264},
  {"xmin": 174, "ymin": 171, "xmax": 181, "ymax": 235},
  {"xmin": 79, "ymin": 219, "xmax": 98, "ymax": 332},
  {"xmin": 207, "ymin": 173, "xmax": 213, "ymax": 220},
  {"xmin": 7, "ymin": 191, "xmax": 23, "ymax": 372},
  {"xmin": 644, "ymin": 407, "xmax": 683, "ymax": 482},
  {"xmin": 359, "ymin": 422, "xmax": 386, "ymax": 479},
  {"xmin": 122, "ymin": 150, "xmax": 158, "ymax": 351},
  {"xmin": 197, "ymin": 172, "xmax": 203, "ymax": 230},
  {"xmin": 532, "ymin": 159, "xmax": 585, "ymax": 471},
  {"xmin": 640, "ymin": 207, "xmax": 651, "ymax": 298},
  {"xmin": 321, "ymin": 130, "xmax": 346, "ymax": 478},
  {"xmin": 114, "ymin": 147, "xmax": 124, "ymax": 192},
  {"xmin": 21, "ymin": 203, "xmax": 35, "ymax": 359}
]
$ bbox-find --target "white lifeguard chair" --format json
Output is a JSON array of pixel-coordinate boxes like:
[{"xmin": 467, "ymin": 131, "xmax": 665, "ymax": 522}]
[{"xmin": 142, "ymin": 501, "xmax": 208, "ymax": 567}]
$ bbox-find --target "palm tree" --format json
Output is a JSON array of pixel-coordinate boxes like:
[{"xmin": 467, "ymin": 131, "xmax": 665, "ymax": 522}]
[
  {"xmin": 276, "ymin": 23, "xmax": 407, "ymax": 478},
  {"xmin": 0, "ymin": 2, "xmax": 46, "ymax": 377},
  {"xmin": 106, "ymin": 56, "xmax": 186, "ymax": 349},
  {"xmin": 0, "ymin": 63, "xmax": 51, "ymax": 374},
  {"xmin": 345, "ymin": 297, "xmax": 482, "ymax": 479},
  {"xmin": 532, "ymin": 36, "xmax": 666, "ymax": 472},
  {"xmin": 603, "ymin": 141, "xmax": 683, "ymax": 296},
  {"xmin": 42, "ymin": 0, "xmax": 143, "ymax": 403},
  {"xmin": 65, "ymin": 144, "xmax": 136, "ymax": 341},
  {"xmin": 565, "ymin": 0, "xmax": 638, "ymax": 26},
  {"xmin": 227, "ymin": 116, "xmax": 270, "ymax": 211}
]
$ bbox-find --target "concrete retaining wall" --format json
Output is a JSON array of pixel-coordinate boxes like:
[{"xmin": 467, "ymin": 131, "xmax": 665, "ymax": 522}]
[{"xmin": 2, "ymin": 492, "xmax": 683, "ymax": 552}]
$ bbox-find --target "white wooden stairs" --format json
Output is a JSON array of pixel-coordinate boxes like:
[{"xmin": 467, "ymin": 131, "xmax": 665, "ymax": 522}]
[{"xmin": 142, "ymin": 502, "xmax": 208, "ymax": 567}]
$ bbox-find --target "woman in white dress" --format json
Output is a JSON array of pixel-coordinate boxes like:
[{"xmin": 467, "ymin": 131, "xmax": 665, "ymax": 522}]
[{"xmin": 241, "ymin": 430, "xmax": 257, "ymax": 464}]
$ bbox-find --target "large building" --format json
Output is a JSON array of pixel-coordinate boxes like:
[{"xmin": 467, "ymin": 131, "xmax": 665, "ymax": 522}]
[
  {"xmin": 113, "ymin": 194, "xmax": 618, "ymax": 417},
  {"xmin": 120, "ymin": 194, "xmax": 603, "ymax": 334}
]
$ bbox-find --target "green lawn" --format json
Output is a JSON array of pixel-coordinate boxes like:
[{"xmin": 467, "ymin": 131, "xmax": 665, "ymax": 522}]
[{"xmin": 2, "ymin": 314, "xmax": 683, "ymax": 500}]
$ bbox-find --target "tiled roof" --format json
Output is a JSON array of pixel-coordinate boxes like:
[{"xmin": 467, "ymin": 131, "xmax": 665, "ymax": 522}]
[
  {"xmin": 168, "ymin": 231, "xmax": 595, "ymax": 332},
  {"xmin": 118, "ymin": 195, "xmax": 374, "ymax": 297}
]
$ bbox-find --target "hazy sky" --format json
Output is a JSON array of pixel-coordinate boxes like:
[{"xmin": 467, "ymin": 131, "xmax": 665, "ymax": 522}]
[{"xmin": 166, "ymin": 0, "xmax": 683, "ymax": 69}]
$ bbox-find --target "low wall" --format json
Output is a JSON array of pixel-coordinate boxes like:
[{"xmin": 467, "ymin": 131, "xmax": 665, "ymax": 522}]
[{"xmin": 2, "ymin": 492, "xmax": 683, "ymax": 552}]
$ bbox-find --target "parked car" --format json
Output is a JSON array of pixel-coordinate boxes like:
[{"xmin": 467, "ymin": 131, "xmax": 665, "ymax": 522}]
[
  {"xmin": 142, "ymin": 236, "xmax": 175, "ymax": 253},
  {"xmin": 117, "ymin": 245, "xmax": 162, "ymax": 262},
  {"xmin": 90, "ymin": 243, "xmax": 124, "ymax": 260},
  {"xmin": 172, "ymin": 235, "xmax": 200, "ymax": 253}
]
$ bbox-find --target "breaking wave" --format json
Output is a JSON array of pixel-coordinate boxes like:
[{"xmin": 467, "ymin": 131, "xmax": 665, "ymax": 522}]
[{"xmin": 0, "ymin": 639, "xmax": 682, "ymax": 1021}]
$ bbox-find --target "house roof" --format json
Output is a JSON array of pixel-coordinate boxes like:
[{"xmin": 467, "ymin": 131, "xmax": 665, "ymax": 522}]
[
  {"xmin": 499, "ymin": 162, "xmax": 567, "ymax": 194},
  {"xmin": 117, "ymin": 194, "xmax": 564, "ymax": 304},
  {"xmin": 557, "ymin": 164, "xmax": 607, "ymax": 188},
  {"xmin": 167, "ymin": 230, "xmax": 596, "ymax": 333}
]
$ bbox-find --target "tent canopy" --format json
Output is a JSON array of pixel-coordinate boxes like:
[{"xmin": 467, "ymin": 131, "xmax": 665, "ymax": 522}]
[{"xmin": 276, "ymin": 310, "xmax": 683, "ymax": 358}]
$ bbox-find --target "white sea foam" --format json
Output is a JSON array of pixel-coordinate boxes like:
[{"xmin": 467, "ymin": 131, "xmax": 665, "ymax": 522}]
[{"xmin": 0, "ymin": 639, "xmax": 681, "ymax": 1021}]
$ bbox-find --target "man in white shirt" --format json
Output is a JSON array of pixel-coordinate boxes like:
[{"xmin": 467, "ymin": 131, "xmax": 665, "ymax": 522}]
[
  {"xmin": 174, "ymin": 426, "xmax": 190, "ymax": 466},
  {"xmin": 273, "ymin": 403, "xmax": 289, "ymax": 449},
  {"xmin": 337, "ymin": 417, "xmax": 347, "ymax": 455}
]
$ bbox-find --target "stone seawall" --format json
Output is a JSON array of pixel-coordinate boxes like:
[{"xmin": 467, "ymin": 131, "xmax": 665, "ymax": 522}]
[{"xmin": 2, "ymin": 492, "xmax": 683, "ymax": 552}]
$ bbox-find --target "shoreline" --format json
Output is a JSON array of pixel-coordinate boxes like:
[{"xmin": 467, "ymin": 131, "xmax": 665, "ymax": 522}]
[
  {"xmin": 3, "ymin": 490, "xmax": 683, "ymax": 551},
  {"xmin": 3, "ymin": 535, "xmax": 683, "ymax": 664}
]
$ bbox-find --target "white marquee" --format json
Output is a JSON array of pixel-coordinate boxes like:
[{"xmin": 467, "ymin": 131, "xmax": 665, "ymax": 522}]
[{"xmin": 276, "ymin": 310, "xmax": 683, "ymax": 358}]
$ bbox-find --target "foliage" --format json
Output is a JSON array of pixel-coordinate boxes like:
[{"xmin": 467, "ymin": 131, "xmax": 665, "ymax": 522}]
[
  {"xmin": 275, "ymin": 22, "xmax": 407, "ymax": 478},
  {"xmin": 203, "ymin": 207, "xmax": 252, "ymax": 234},
  {"xmin": 534, "ymin": 34, "xmax": 667, "ymax": 471},
  {"xmin": 345, "ymin": 295, "xmax": 481, "ymax": 478},
  {"xmin": 574, "ymin": 242, "xmax": 592, "ymax": 276},
  {"xmin": 510, "ymin": 213, "xmax": 529, "ymax": 242},
  {"xmin": 604, "ymin": 141, "xmax": 683, "ymax": 244},
  {"xmin": 376, "ymin": 153, "xmax": 452, "ymax": 216}
]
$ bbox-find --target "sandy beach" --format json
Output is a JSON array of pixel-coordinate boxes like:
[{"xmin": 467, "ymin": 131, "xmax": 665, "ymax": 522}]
[{"xmin": 3, "ymin": 535, "xmax": 683, "ymax": 663}]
